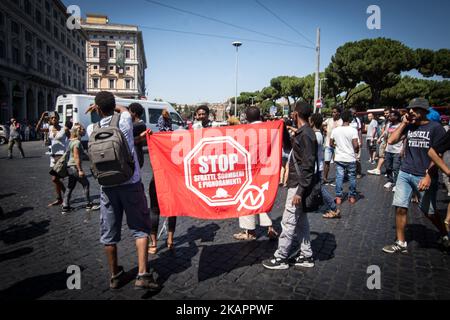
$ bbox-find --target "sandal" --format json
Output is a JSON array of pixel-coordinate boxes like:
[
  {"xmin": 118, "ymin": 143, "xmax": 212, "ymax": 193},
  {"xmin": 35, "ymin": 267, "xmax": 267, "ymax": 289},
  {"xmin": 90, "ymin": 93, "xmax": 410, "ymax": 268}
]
[
  {"xmin": 148, "ymin": 244, "xmax": 157, "ymax": 254},
  {"xmin": 233, "ymin": 230, "xmax": 256, "ymax": 241},
  {"xmin": 167, "ymin": 241, "xmax": 174, "ymax": 250},
  {"xmin": 267, "ymin": 228, "xmax": 279, "ymax": 240},
  {"xmin": 48, "ymin": 199, "xmax": 63, "ymax": 207},
  {"xmin": 323, "ymin": 209, "xmax": 341, "ymax": 219}
]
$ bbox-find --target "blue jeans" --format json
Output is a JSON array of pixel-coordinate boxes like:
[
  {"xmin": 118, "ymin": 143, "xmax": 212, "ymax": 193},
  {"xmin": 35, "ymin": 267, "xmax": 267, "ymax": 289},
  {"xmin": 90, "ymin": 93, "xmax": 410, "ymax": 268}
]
[
  {"xmin": 335, "ymin": 161, "xmax": 357, "ymax": 198},
  {"xmin": 393, "ymin": 170, "xmax": 438, "ymax": 215},
  {"xmin": 384, "ymin": 152, "xmax": 401, "ymax": 184},
  {"xmin": 318, "ymin": 171, "xmax": 336, "ymax": 211}
]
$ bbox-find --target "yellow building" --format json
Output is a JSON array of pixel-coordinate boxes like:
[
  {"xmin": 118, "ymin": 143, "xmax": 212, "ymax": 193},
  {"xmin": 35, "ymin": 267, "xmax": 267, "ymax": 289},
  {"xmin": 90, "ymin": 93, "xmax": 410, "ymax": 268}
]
[{"xmin": 81, "ymin": 14, "xmax": 147, "ymax": 99}]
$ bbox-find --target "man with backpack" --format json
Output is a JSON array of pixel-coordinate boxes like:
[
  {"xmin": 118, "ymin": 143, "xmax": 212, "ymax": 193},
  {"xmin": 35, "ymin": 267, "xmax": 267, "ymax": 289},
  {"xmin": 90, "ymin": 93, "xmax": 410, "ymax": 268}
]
[
  {"xmin": 86, "ymin": 91, "xmax": 159, "ymax": 291},
  {"xmin": 262, "ymin": 101, "xmax": 317, "ymax": 270}
]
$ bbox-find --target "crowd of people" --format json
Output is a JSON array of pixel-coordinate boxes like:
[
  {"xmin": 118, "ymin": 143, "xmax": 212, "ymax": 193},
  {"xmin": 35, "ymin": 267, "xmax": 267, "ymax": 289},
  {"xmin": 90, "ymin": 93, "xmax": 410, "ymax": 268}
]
[{"xmin": 5, "ymin": 90, "xmax": 449, "ymax": 290}]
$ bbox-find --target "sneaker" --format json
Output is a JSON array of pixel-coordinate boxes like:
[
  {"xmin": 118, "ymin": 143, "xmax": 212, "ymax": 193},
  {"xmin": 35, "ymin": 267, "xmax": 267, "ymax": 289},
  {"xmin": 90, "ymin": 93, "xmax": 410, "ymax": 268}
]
[
  {"xmin": 233, "ymin": 230, "xmax": 256, "ymax": 241},
  {"xmin": 367, "ymin": 168, "xmax": 381, "ymax": 175},
  {"xmin": 61, "ymin": 206, "xmax": 72, "ymax": 214},
  {"xmin": 392, "ymin": 186, "xmax": 396, "ymax": 192},
  {"xmin": 135, "ymin": 273, "xmax": 161, "ymax": 291},
  {"xmin": 356, "ymin": 174, "xmax": 362, "ymax": 179},
  {"xmin": 294, "ymin": 255, "xmax": 315, "ymax": 268},
  {"xmin": 86, "ymin": 203, "xmax": 100, "ymax": 211},
  {"xmin": 382, "ymin": 241, "xmax": 408, "ymax": 254},
  {"xmin": 110, "ymin": 266, "xmax": 126, "ymax": 289},
  {"xmin": 384, "ymin": 182, "xmax": 393, "ymax": 189},
  {"xmin": 262, "ymin": 256, "xmax": 289, "ymax": 270}
]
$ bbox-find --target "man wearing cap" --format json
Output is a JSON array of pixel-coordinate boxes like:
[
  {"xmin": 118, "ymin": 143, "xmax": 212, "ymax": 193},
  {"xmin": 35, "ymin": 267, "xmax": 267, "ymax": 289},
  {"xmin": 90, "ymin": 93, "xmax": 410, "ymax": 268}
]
[{"xmin": 383, "ymin": 98, "xmax": 449, "ymax": 253}]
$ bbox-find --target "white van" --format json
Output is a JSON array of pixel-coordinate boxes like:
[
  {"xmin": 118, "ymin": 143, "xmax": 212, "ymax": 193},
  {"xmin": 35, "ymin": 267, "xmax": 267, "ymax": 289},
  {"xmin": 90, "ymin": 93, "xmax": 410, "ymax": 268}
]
[{"xmin": 55, "ymin": 94, "xmax": 186, "ymax": 145}]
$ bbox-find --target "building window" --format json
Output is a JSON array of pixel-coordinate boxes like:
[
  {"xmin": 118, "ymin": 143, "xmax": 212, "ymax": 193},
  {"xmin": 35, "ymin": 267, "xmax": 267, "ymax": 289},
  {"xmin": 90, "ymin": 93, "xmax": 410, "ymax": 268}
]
[
  {"xmin": 126, "ymin": 66, "xmax": 131, "ymax": 71},
  {"xmin": 60, "ymin": 17, "xmax": 65, "ymax": 27},
  {"xmin": 25, "ymin": 30, "xmax": 32, "ymax": 42},
  {"xmin": 35, "ymin": 9, "xmax": 42, "ymax": 25},
  {"xmin": 109, "ymin": 79, "xmax": 115, "ymax": 89},
  {"xmin": 53, "ymin": 9, "xmax": 57, "ymax": 19},
  {"xmin": 45, "ymin": 19, "xmax": 51, "ymax": 33},
  {"xmin": 93, "ymin": 47, "xmax": 98, "ymax": 58},
  {"xmin": 62, "ymin": 73, "xmax": 66, "ymax": 85},
  {"xmin": 109, "ymin": 65, "xmax": 114, "ymax": 71},
  {"xmin": 126, "ymin": 49, "xmax": 131, "ymax": 59},
  {"xmin": 68, "ymin": 75, "xmax": 71, "ymax": 87},
  {"xmin": 12, "ymin": 47, "xmax": 20, "ymax": 64},
  {"xmin": 11, "ymin": 21, "xmax": 19, "ymax": 34},
  {"xmin": 25, "ymin": 53, "xmax": 32, "ymax": 68},
  {"xmin": 55, "ymin": 69, "xmax": 60, "ymax": 79},
  {"xmin": 38, "ymin": 60, "xmax": 44, "ymax": 72},
  {"xmin": 93, "ymin": 78, "xmax": 99, "ymax": 89},
  {"xmin": 36, "ymin": 38, "xmax": 42, "ymax": 50},
  {"xmin": 47, "ymin": 64, "xmax": 52, "ymax": 76},
  {"xmin": 46, "ymin": 45, "xmax": 51, "ymax": 55},
  {"xmin": 61, "ymin": 33, "xmax": 65, "ymax": 44},
  {"xmin": 24, "ymin": 0, "xmax": 32, "ymax": 15},
  {"xmin": 0, "ymin": 40, "xmax": 5, "ymax": 59},
  {"xmin": 125, "ymin": 79, "xmax": 131, "ymax": 89},
  {"xmin": 93, "ymin": 65, "xmax": 98, "ymax": 70},
  {"xmin": 45, "ymin": 1, "xmax": 51, "ymax": 12},
  {"xmin": 54, "ymin": 26, "xmax": 58, "ymax": 39},
  {"xmin": 0, "ymin": 12, "xmax": 4, "ymax": 27},
  {"xmin": 109, "ymin": 48, "xmax": 114, "ymax": 58}
]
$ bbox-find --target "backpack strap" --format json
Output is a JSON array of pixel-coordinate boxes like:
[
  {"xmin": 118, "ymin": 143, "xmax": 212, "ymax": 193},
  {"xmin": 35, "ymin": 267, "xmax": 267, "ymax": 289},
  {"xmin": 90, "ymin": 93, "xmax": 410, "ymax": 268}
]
[{"xmin": 109, "ymin": 113, "xmax": 121, "ymax": 128}]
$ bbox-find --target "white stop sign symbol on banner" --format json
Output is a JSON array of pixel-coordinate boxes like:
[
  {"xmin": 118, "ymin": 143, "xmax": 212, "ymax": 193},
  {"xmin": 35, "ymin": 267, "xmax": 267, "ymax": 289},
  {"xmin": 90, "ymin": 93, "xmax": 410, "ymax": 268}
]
[{"xmin": 184, "ymin": 136, "xmax": 253, "ymax": 207}]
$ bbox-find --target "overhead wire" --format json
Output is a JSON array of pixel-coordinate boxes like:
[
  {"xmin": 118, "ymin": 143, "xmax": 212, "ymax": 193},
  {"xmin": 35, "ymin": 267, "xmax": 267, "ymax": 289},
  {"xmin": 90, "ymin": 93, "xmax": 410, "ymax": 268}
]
[
  {"xmin": 254, "ymin": 0, "xmax": 315, "ymax": 46},
  {"xmin": 141, "ymin": 0, "xmax": 314, "ymax": 49},
  {"xmin": 138, "ymin": 25, "xmax": 315, "ymax": 49}
]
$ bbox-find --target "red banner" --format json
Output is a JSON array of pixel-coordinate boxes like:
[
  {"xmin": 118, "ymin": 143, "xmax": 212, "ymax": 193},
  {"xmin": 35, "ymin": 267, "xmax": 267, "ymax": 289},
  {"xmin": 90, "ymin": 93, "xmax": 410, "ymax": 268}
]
[{"xmin": 147, "ymin": 120, "xmax": 283, "ymax": 219}]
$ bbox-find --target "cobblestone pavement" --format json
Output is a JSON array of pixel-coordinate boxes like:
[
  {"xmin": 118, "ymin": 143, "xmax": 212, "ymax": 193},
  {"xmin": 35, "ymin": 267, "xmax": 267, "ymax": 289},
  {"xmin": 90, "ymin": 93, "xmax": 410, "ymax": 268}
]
[{"xmin": 0, "ymin": 141, "xmax": 449, "ymax": 300}]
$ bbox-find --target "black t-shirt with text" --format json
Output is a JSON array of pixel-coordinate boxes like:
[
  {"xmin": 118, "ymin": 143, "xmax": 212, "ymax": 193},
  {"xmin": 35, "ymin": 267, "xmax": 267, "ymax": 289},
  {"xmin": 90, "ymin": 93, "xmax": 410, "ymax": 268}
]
[{"xmin": 401, "ymin": 121, "xmax": 446, "ymax": 176}]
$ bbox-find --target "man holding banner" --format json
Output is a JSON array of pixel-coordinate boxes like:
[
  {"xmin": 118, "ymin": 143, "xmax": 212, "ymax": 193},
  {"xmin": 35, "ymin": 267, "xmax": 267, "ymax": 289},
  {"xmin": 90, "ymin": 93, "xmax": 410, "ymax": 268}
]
[
  {"xmin": 232, "ymin": 107, "xmax": 278, "ymax": 241},
  {"xmin": 263, "ymin": 101, "xmax": 317, "ymax": 270},
  {"xmin": 146, "ymin": 104, "xmax": 283, "ymax": 222}
]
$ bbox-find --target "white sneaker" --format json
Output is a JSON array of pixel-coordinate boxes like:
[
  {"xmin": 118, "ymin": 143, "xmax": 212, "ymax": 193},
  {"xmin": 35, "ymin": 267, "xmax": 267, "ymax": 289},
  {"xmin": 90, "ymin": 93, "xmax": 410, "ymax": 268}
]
[
  {"xmin": 392, "ymin": 186, "xmax": 396, "ymax": 192},
  {"xmin": 384, "ymin": 182, "xmax": 393, "ymax": 189},
  {"xmin": 368, "ymin": 168, "xmax": 381, "ymax": 175}
]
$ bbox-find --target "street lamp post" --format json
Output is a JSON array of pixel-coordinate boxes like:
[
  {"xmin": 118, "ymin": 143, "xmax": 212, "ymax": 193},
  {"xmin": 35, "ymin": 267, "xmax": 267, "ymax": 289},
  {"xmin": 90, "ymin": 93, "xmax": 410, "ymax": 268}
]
[{"xmin": 232, "ymin": 41, "xmax": 242, "ymax": 117}]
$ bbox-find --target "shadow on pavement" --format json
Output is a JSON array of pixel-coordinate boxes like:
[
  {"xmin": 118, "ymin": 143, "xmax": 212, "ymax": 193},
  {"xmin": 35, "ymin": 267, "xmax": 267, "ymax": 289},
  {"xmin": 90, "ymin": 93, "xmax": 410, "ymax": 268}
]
[
  {"xmin": 197, "ymin": 239, "xmax": 277, "ymax": 282},
  {"xmin": 405, "ymin": 223, "xmax": 443, "ymax": 249},
  {"xmin": 0, "ymin": 269, "xmax": 69, "ymax": 300},
  {"xmin": 0, "ymin": 207, "xmax": 34, "ymax": 220},
  {"xmin": 0, "ymin": 247, "xmax": 34, "ymax": 263},
  {"xmin": 0, "ymin": 193, "xmax": 16, "ymax": 201},
  {"xmin": 0, "ymin": 220, "xmax": 50, "ymax": 245}
]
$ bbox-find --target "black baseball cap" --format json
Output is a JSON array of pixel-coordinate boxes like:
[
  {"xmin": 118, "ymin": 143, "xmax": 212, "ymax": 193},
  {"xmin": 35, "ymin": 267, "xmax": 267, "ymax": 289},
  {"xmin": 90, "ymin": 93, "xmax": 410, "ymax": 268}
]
[{"xmin": 406, "ymin": 98, "xmax": 429, "ymax": 111}]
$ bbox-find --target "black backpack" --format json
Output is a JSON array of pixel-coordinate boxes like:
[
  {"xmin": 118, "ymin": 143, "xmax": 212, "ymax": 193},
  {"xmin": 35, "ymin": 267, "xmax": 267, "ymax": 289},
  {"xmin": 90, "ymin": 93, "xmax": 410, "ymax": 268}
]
[{"xmin": 88, "ymin": 114, "xmax": 135, "ymax": 186}]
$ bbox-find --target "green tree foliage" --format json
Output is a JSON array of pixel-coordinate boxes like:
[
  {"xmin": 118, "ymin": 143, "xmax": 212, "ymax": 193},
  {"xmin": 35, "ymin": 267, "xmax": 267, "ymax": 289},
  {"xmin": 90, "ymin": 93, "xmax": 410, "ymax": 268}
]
[
  {"xmin": 325, "ymin": 38, "xmax": 417, "ymax": 107},
  {"xmin": 416, "ymin": 49, "xmax": 450, "ymax": 78}
]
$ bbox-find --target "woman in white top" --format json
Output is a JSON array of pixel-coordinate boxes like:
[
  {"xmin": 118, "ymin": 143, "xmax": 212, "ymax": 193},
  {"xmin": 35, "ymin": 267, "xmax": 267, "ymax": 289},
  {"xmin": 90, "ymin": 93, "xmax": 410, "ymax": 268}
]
[{"xmin": 36, "ymin": 111, "xmax": 70, "ymax": 207}]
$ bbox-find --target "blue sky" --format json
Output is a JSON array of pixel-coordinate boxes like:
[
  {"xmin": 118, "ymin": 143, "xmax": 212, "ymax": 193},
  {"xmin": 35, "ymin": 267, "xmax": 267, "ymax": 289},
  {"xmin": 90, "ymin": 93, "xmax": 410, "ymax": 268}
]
[{"xmin": 64, "ymin": 0, "xmax": 450, "ymax": 104}]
